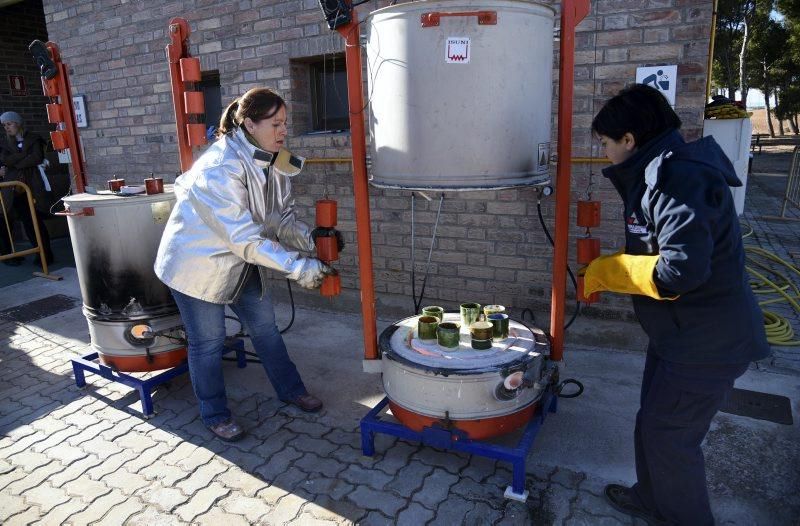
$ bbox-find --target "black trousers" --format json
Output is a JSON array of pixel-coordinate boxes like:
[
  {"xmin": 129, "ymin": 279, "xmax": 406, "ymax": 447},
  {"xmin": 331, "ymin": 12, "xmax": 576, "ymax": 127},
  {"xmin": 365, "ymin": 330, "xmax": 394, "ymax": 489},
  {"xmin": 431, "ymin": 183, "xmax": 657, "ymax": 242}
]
[
  {"xmin": 0, "ymin": 197, "xmax": 53, "ymax": 260},
  {"xmin": 631, "ymin": 352, "xmax": 748, "ymax": 525}
]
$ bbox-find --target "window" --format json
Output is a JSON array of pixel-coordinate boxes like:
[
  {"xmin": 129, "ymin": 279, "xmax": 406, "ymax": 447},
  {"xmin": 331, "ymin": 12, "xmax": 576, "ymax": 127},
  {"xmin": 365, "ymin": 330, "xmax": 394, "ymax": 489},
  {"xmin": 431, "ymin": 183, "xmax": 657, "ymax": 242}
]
[
  {"xmin": 200, "ymin": 71, "xmax": 222, "ymax": 139},
  {"xmin": 310, "ymin": 55, "xmax": 349, "ymax": 132}
]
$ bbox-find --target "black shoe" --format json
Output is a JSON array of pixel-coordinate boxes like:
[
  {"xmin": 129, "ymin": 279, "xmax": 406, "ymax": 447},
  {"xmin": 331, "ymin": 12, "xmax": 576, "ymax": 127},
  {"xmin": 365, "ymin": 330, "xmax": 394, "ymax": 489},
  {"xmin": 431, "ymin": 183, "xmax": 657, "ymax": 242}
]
[
  {"xmin": 2, "ymin": 257, "xmax": 23, "ymax": 267},
  {"xmin": 604, "ymin": 484, "xmax": 667, "ymax": 526}
]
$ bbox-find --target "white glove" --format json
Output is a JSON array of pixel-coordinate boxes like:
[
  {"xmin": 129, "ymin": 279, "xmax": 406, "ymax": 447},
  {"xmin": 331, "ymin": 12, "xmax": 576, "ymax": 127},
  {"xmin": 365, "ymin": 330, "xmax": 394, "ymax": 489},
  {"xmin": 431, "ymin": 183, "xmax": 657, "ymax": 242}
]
[{"xmin": 295, "ymin": 258, "xmax": 334, "ymax": 289}]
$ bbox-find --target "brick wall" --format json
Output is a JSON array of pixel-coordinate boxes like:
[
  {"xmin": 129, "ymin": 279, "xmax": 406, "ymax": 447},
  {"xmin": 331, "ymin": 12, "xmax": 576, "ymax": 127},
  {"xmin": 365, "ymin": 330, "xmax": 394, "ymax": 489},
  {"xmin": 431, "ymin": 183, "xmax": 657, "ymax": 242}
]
[
  {"xmin": 0, "ymin": 0, "xmax": 50, "ymax": 140},
  {"xmin": 39, "ymin": 0, "xmax": 714, "ymax": 321}
]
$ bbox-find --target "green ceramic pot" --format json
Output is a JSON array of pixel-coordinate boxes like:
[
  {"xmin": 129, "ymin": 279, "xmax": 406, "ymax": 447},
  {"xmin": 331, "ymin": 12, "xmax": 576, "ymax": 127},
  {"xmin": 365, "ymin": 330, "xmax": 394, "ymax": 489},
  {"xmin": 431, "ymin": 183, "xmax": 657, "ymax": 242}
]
[
  {"xmin": 488, "ymin": 313, "xmax": 510, "ymax": 341},
  {"xmin": 421, "ymin": 305, "xmax": 444, "ymax": 322},
  {"xmin": 417, "ymin": 315, "xmax": 439, "ymax": 341},
  {"xmin": 437, "ymin": 322, "xmax": 461, "ymax": 349}
]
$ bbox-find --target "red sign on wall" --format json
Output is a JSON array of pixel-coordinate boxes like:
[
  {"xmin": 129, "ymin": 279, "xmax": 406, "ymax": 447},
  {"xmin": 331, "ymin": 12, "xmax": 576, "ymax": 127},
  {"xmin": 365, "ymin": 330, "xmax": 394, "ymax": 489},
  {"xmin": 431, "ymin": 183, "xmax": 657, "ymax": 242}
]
[{"xmin": 8, "ymin": 75, "xmax": 27, "ymax": 96}]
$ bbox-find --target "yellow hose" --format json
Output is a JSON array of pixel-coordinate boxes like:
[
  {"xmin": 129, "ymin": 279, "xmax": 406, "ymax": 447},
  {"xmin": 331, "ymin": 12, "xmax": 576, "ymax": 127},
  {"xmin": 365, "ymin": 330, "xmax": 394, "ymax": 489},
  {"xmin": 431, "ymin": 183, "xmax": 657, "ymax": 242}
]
[{"xmin": 745, "ymin": 246, "xmax": 800, "ymax": 346}]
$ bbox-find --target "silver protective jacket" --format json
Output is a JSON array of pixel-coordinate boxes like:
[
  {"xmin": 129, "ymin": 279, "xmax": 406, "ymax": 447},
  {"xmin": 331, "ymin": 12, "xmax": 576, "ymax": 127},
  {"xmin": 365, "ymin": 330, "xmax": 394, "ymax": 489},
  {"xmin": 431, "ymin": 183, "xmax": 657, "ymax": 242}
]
[{"xmin": 154, "ymin": 128, "xmax": 316, "ymax": 304}]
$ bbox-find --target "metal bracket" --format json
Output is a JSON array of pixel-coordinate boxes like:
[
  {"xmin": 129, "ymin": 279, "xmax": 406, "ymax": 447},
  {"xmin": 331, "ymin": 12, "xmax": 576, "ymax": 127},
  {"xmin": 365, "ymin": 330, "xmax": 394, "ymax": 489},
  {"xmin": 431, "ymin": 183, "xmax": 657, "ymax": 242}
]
[{"xmin": 421, "ymin": 11, "xmax": 497, "ymax": 28}]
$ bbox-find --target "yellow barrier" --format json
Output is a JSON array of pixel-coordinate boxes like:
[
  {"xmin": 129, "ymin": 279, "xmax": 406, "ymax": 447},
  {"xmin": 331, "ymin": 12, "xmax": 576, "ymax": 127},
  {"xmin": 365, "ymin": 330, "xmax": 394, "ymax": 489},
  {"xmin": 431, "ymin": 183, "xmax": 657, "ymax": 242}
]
[{"xmin": 0, "ymin": 181, "xmax": 61, "ymax": 280}]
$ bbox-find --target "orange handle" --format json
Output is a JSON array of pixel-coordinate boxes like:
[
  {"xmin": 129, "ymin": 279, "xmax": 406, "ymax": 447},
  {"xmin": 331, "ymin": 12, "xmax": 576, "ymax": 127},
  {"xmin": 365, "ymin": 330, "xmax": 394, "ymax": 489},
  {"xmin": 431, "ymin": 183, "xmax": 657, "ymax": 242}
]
[{"xmin": 421, "ymin": 10, "xmax": 497, "ymax": 27}]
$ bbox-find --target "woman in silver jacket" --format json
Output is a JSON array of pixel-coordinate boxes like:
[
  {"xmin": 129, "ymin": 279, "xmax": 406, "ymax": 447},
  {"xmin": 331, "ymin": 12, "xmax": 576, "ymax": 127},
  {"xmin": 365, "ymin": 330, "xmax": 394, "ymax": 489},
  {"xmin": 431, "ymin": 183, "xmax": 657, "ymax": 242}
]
[{"xmin": 155, "ymin": 87, "xmax": 334, "ymax": 441}]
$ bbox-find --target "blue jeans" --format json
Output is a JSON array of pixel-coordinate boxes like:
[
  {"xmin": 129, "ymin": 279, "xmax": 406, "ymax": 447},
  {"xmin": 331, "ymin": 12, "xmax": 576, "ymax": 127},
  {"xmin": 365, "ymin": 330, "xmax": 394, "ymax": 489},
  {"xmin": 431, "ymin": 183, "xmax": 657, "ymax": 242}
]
[
  {"xmin": 170, "ymin": 270, "xmax": 307, "ymax": 426},
  {"xmin": 632, "ymin": 352, "xmax": 748, "ymax": 525}
]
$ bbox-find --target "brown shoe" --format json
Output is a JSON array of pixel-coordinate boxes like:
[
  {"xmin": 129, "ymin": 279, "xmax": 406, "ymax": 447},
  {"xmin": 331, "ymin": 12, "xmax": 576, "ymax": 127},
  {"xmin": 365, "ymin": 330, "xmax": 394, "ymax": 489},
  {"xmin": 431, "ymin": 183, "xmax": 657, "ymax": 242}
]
[
  {"xmin": 207, "ymin": 418, "xmax": 245, "ymax": 442},
  {"xmin": 283, "ymin": 394, "xmax": 323, "ymax": 413}
]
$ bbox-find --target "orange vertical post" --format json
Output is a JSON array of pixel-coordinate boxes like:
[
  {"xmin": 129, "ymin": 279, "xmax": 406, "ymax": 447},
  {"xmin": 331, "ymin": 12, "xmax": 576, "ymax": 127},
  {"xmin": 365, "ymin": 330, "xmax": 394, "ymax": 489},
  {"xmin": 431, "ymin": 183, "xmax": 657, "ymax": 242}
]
[
  {"xmin": 39, "ymin": 43, "xmax": 87, "ymax": 193},
  {"xmin": 336, "ymin": 12, "xmax": 379, "ymax": 362},
  {"xmin": 549, "ymin": 0, "xmax": 591, "ymax": 362},
  {"xmin": 166, "ymin": 18, "xmax": 194, "ymax": 173}
]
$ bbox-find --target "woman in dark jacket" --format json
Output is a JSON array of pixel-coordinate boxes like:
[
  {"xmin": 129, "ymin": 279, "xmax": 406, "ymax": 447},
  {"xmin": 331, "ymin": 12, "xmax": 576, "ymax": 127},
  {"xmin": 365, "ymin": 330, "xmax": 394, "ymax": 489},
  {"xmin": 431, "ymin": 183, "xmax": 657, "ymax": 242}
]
[
  {"xmin": 0, "ymin": 111, "xmax": 54, "ymax": 266},
  {"xmin": 583, "ymin": 85, "xmax": 770, "ymax": 525}
]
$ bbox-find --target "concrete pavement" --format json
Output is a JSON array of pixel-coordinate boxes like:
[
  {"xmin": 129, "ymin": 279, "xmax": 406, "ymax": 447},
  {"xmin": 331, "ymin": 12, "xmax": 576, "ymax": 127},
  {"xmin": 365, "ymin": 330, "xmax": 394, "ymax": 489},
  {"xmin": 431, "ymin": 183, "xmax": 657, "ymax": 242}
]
[{"xmin": 0, "ymin": 265, "xmax": 798, "ymax": 525}]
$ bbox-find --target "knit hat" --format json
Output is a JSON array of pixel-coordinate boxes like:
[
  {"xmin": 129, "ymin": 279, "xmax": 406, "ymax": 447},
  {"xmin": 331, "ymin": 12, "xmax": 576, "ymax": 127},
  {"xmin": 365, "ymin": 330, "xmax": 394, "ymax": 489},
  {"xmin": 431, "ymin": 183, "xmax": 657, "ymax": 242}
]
[{"xmin": 0, "ymin": 111, "xmax": 23, "ymax": 125}]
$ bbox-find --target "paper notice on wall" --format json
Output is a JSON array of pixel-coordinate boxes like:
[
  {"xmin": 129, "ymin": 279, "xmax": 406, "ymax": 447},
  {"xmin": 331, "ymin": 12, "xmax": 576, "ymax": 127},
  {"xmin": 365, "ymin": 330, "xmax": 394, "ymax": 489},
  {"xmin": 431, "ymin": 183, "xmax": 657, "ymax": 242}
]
[{"xmin": 446, "ymin": 37, "xmax": 470, "ymax": 64}]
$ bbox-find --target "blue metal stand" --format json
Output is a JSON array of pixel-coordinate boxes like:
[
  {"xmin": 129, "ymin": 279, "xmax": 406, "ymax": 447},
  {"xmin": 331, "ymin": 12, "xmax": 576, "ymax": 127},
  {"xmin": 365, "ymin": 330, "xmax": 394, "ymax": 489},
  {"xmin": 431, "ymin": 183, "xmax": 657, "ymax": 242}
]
[
  {"xmin": 71, "ymin": 339, "xmax": 246, "ymax": 418},
  {"xmin": 360, "ymin": 388, "xmax": 558, "ymax": 501}
]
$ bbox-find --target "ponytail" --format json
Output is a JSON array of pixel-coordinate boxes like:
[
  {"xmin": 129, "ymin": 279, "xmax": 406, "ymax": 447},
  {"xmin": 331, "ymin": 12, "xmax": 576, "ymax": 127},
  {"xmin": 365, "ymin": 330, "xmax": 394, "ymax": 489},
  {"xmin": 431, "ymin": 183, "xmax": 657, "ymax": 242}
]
[{"xmin": 217, "ymin": 99, "xmax": 240, "ymax": 137}]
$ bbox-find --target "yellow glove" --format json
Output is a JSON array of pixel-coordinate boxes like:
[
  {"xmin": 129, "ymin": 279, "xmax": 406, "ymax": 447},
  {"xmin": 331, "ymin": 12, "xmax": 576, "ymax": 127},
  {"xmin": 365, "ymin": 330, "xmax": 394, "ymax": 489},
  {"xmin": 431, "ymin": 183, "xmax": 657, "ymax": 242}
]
[{"xmin": 582, "ymin": 253, "xmax": 678, "ymax": 300}]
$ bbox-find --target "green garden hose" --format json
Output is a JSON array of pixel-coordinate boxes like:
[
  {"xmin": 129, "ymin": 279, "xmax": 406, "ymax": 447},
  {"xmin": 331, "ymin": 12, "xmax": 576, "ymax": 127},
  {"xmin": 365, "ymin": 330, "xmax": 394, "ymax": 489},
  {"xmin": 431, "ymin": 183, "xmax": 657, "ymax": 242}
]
[{"xmin": 744, "ymin": 245, "xmax": 800, "ymax": 346}]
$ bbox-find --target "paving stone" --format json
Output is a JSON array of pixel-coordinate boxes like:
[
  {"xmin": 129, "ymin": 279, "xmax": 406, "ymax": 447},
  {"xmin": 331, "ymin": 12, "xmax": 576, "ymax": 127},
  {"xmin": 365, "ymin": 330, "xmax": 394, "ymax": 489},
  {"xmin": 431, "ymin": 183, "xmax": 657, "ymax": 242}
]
[
  {"xmin": 254, "ymin": 446, "xmax": 303, "ymax": 481},
  {"xmin": 65, "ymin": 421, "xmax": 115, "ymax": 448},
  {"xmin": 451, "ymin": 476, "xmax": 503, "ymax": 502},
  {"xmin": 217, "ymin": 468, "xmax": 270, "ymax": 497},
  {"xmin": 5, "ymin": 461, "xmax": 62, "ymax": 496},
  {"xmin": 339, "ymin": 463, "xmax": 394, "ymax": 490},
  {"xmin": 252, "ymin": 428, "xmax": 295, "ymax": 458},
  {"xmin": 29, "ymin": 415, "xmax": 69, "ymax": 435},
  {"xmin": 0, "ymin": 494, "xmax": 29, "ymax": 523},
  {"xmin": 78, "ymin": 436, "xmax": 125, "ymax": 459},
  {"xmin": 211, "ymin": 444, "xmax": 264, "ymax": 473},
  {"xmin": 284, "ymin": 417, "xmax": 330, "ymax": 438},
  {"xmin": 99, "ymin": 416, "xmax": 143, "ymax": 442},
  {"xmin": 328, "ymin": 443, "xmax": 374, "ymax": 469},
  {"xmin": 551, "ymin": 466, "xmax": 586, "ymax": 489},
  {"xmin": 300, "ymin": 494, "xmax": 367, "ymax": 523},
  {"xmin": 0, "ymin": 466, "xmax": 26, "ymax": 492},
  {"xmin": 430, "ymin": 495, "xmax": 476, "ymax": 524},
  {"xmin": 21, "ymin": 481, "xmax": 70, "ymax": 513},
  {"xmin": 136, "ymin": 482, "xmax": 191, "ymax": 512},
  {"xmin": 67, "ymin": 489, "xmax": 127, "ymax": 524},
  {"xmin": 323, "ymin": 427, "xmax": 362, "ymax": 447},
  {"xmin": 194, "ymin": 507, "xmax": 251, "ymax": 526},
  {"xmin": 415, "ymin": 446, "xmax": 471, "ymax": 475},
  {"xmin": 4, "ymin": 505, "xmax": 42, "ymax": 526},
  {"xmin": 139, "ymin": 457, "xmax": 191, "ymax": 486},
  {"xmin": 537, "ymin": 482, "xmax": 579, "ymax": 525},
  {"xmin": 268, "ymin": 492, "xmax": 308, "ymax": 524},
  {"xmin": 0, "ymin": 458, "xmax": 14, "ymax": 475},
  {"xmin": 385, "ymin": 460, "xmax": 434, "ymax": 498},
  {"xmin": 296, "ymin": 475, "xmax": 355, "ymax": 500},
  {"xmin": 249, "ymin": 413, "xmax": 292, "ymax": 441},
  {"xmin": 293, "ymin": 450, "xmax": 348, "ymax": 478},
  {"xmin": 465, "ymin": 501, "xmax": 504, "ymax": 525},
  {"xmin": 119, "ymin": 441, "xmax": 171, "ymax": 475},
  {"xmin": 219, "ymin": 493, "xmax": 273, "ymax": 523},
  {"xmin": 49, "ymin": 454, "xmax": 104, "ymax": 487},
  {"xmin": 372, "ymin": 440, "xmax": 418, "ymax": 476},
  {"xmin": 33, "ymin": 427, "xmax": 83, "ymax": 457},
  {"xmin": 123, "ymin": 506, "xmax": 178, "ymax": 526},
  {"xmin": 38, "ymin": 498, "xmax": 86, "ymax": 525},
  {"xmin": 7, "ymin": 450, "xmax": 51, "ymax": 471},
  {"xmin": 411, "ymin": 468, "xmax": 460, "ymax": 510},
  {"xmin": 101, "ymin": 468, "xmax": 150, "ymax": 493},
  {"xmin": 175, "ymin": 458, "xmax": 229, "ymax": 495},
  {"xmin": 144, "ymin": 426, "xmax": 184, "ymax": 448},
  {"xmin": 256, "ymin": 483, "xmax": 291, "ymax": 506},
  {"xmin": 348, "ymin": 485, "xmax": 406, "ymax": 516},
  {"xmin": 460, "ymin": 454, "xmax": 499, "ymax": 483},
  {"xmin": 572, "ymin": 488, "xmax": 633, "ymax": 524},
  {"xmin": 358, "ymin": 510, "xmax": 394, "ymax": 525},
  {"xmin": 271, "ymin": 465, "xmax": 313, "ymax": 493},
  {"xmin": 565, "ymin": 511, "xmax": 629, "ymax": 525},
  {"xmin": 499, "ymin": 501, "xmax": 536, "ymax": 526},
  {"xmin": 174, "ymin": 482, "xmax": 229, "ymax": 522},
  {"xmin": 0, "ymin": 430, "xmax": 47, "ymax": 458},
  {"xmin": 289, "ymin": 433, "xmax": 339, "ymax": 456},
  {"xmin": 85, "ymin": 449, "xmax": 140, "ymax": 481},
  {"xmin": 96, "ymin": 496, "xmax": 148, "ymax": 526},
  {"xmin": 397, "ymin": 502, "xmax": 436, "ymax": 526},
  {"xmin": 159, "ymin": 441, "xmax": 201, "ymax": 467},
  {"xmin": 62, "ymin": 475, "xmax": 112, "ymax": 503},
  {"xmin": 176, "ymin": 444, "xmax": 217, "ymax": 472}
]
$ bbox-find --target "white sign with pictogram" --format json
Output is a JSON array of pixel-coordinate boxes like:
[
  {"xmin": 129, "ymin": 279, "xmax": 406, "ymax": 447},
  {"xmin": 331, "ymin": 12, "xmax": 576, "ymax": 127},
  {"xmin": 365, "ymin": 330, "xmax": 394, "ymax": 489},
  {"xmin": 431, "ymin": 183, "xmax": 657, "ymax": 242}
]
[
  {"xmin": 445, "ymin": 37, "xmax": 470, "ymax": 64},
  {"xmin": 636, "ymin": 65, "xmax": 677, "ymax": 106}
]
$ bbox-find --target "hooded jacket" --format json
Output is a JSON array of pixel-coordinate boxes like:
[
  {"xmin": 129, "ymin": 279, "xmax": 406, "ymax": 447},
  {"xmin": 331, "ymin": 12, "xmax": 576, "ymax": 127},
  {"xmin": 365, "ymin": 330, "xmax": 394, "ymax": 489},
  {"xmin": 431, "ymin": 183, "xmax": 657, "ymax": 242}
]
[
  {"xmin": 602, "ymin": 129, "xmax": 770, "ymax": 364},
  {"xmin": 154, "ymin": 128, "xmax": 320, "ymax": 304}
]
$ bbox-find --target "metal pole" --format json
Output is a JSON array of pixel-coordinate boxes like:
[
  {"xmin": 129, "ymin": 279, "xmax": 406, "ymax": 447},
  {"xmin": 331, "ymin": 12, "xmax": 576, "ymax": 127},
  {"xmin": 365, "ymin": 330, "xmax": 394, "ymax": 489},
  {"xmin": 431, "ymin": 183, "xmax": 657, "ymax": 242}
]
[
  {"xmin": 550, "ymin": 0, "xmax": 591, "ymax": 362},
  {"xmin": 337, "ymin": 13, "xmax": 379, "ymax": 363}
]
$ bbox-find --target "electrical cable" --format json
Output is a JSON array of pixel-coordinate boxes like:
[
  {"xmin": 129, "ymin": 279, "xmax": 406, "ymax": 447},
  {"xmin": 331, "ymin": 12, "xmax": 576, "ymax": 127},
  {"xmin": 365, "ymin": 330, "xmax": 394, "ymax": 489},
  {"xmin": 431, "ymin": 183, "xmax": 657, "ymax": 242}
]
[
  {"xmin": 410, "ymin": 192, "xmax": 445, "ymax": 313},
  {"xmin": 537, "ymin": 198, "xmax": 581, "ymax": 331},
  {"xmin": 221, "ymin": 279, "xmax": 297, "ymax": 363}
]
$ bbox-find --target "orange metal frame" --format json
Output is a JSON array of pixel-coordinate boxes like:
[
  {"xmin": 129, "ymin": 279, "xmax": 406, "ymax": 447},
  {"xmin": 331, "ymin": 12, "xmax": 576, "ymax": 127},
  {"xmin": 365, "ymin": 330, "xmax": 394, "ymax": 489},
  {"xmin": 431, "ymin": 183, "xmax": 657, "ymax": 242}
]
[
  {"xmin": 337, "ymin": 1, "xmax": 589, "ymax": 363},
  {"xmin": 166, "ymin": 17, "xmax": 197, "ymax": 173},
  {"xmin": 40, "ymin": 43, "xmax": 87, "ymax": 193}
]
